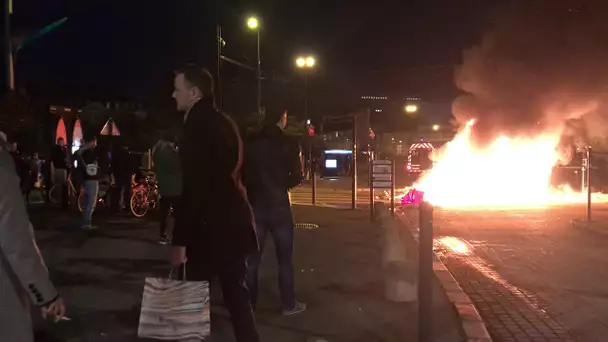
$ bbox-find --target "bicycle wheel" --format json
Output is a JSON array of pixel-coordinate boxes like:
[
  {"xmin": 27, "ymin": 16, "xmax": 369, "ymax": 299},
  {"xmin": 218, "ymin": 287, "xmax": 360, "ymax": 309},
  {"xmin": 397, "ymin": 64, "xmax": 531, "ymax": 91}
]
[
  {"xmin": 77, "ymin": 191, "xmax": 85, "ymax": 213},
  {"xmin": 28, "ymin": 188, "xmax": 46, "ymax": 207},
  {"xmin": 48, "ymin": 184, "xmax": 62, "ymax": 205},
  {"xmin": 130, "ymin": 190, "xmax": 149, "ymax": 218}
]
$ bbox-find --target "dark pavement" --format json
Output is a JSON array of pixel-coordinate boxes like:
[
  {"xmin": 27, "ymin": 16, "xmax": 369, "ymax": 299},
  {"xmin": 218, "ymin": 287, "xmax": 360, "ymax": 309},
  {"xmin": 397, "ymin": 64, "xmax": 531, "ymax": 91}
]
[
  {"xmin": 29, "ymin": 205, "xmax": 463, "ymax": 341},
  {"xmin": 403, "ymin": 203, "xmax": 608, "ymax": 342}
]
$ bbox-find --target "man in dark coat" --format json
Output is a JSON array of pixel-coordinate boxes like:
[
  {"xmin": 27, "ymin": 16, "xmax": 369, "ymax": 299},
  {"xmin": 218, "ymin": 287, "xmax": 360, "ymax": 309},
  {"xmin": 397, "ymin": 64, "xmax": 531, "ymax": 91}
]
[
  {"xmin": 170, "ymin": 64, "xmax": 259, "ymax": 342},
  {"xmin": 243, "ymin": 110, "xmax": 306, "ymax": 315}
]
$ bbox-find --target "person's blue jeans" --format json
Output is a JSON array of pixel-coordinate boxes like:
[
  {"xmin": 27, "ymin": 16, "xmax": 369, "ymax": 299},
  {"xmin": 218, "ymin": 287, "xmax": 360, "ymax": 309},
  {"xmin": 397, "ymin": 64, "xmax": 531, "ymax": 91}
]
[
  {"xmin": 82, "ymin": 180, "xmax": 99, "ymax": 226},
  {"xmin": 247, "ymin": 205, "xmax": 295, "ymax": 311}
]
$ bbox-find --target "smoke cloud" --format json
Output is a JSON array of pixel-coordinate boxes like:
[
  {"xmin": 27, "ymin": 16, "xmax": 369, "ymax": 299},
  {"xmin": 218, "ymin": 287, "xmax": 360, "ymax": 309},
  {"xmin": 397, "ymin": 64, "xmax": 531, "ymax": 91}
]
[{"xmin": 453, "ymin": 1, "xmax": 608, "ymax": 147}]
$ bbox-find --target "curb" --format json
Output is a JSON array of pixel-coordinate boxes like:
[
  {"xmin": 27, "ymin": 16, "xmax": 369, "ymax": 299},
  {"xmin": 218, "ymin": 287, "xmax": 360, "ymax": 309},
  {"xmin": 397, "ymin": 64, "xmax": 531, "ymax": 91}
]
[
  {"xmin": 293, "ymin": 203, "xmax": 356, "ymax": 210},
  {"xmin": 395, "ymin": 212, "xmax": 493, "ymax": 342}
]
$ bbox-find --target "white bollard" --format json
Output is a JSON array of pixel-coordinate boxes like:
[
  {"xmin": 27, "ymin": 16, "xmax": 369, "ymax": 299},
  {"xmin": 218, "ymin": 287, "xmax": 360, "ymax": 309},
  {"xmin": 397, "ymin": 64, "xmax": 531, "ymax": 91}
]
[{"xmin": 379, "ymin": 204, "xmax": 417, "ymax": 302}]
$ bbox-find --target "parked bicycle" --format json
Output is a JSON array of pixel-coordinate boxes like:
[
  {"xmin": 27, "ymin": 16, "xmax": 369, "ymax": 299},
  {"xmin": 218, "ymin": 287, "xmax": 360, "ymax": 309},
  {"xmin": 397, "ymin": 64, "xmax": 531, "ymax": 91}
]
[
  {"xmin": 130, "ymin": 172, "xmax": 159, "ymax": 218},
  {"xmin": 48, "ymin": 172, "xmax": 79, "ymax": 207},
  {"xmin": 48, "ymin": 173, "xmax": 112, "ymax": 212}
]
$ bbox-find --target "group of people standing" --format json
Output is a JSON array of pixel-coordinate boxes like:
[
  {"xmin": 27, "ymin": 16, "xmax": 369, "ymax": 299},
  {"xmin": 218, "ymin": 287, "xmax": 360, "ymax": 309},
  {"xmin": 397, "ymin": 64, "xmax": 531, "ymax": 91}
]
[{"xmin": 0, "ymin": 63, "xmax": 306, "ymax": 341}]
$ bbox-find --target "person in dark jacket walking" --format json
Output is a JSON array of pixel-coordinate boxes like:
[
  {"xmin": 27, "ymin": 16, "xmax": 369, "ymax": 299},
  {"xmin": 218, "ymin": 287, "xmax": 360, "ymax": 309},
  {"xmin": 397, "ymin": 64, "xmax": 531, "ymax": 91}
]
[
  {"xmin": 152, "ymin": 131, "xmax": 182, "ymax": 245},
  {"xmin": 169, "ymin": 64, "xmax": 259, "ymax": 342},
  {"xmin": 110, "ymin": 142, "xmax": 133, "ymax": 213},
  {"xmin": 244, "ymin": 110, "xmax": 306, "ymax": 315}
]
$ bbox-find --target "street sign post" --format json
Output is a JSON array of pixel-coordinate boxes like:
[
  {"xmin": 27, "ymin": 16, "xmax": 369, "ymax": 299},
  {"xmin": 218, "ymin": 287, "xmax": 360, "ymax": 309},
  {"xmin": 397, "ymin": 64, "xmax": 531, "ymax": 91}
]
[{"xmin": 370, "ymin": 159, "xmax": 395, "ymax": 220}]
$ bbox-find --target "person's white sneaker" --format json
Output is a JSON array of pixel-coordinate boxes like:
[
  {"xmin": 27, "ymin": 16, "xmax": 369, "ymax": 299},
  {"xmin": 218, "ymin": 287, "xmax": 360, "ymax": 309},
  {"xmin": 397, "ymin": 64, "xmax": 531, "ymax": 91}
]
[
  {"xmin": 282, "ymin": 301, "xmax": 307, "ymax": 316},
  {"xmin": 81, "ymin": 224, "xmax": 98, "ymax": 230}
]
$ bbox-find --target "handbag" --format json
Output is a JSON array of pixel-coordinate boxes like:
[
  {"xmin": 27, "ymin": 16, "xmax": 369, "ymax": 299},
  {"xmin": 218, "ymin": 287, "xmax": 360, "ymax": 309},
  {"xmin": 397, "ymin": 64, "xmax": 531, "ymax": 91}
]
[{"xmin": 137, "ymin": 265, "xmax": 210, "ymax": 340}]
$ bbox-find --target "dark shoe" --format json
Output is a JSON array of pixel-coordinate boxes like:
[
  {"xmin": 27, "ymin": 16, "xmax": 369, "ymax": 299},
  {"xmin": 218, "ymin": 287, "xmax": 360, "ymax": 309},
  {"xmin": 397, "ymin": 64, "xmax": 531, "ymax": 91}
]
[{"xmin": 158, "ymin": 235, "xmax": 171, "ymax": 245}]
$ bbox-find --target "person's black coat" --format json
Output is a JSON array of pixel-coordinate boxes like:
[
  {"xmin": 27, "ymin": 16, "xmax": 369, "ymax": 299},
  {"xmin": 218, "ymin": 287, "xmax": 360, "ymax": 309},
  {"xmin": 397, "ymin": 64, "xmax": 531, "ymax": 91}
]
[
  {"xmin": 173, "ymin": 97, "xmax": 258, "ymax": 259},
  {"xmin": 244, "ymin": 125, "xmax": 303, "ymax": 210}
]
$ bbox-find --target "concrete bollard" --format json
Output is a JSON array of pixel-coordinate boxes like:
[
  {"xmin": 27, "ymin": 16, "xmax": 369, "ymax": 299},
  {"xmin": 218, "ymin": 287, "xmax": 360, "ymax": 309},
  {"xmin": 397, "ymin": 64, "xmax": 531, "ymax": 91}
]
[{"xmin": 378, "ymin": 203, "xmax": 417, "ymax": 302}]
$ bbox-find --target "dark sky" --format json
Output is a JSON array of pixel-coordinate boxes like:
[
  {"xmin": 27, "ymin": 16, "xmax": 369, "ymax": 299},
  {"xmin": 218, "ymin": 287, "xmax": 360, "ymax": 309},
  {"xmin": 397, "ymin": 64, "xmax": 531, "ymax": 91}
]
[{"xmin": 6, "ymin": 0, "xmax": 502, "ymax": 117}]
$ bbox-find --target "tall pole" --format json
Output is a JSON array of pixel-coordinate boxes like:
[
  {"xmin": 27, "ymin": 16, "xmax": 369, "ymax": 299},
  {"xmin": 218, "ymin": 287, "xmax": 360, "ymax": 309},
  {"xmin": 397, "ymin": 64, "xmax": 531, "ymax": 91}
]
[
  {"xmin": 351, "ymin": 115, "xmax": 358, "ymax": 210},
  {"xmin": 418, "ymin": 201, "xmax": 434, "ymax": 342},
  {"xmin": 587, "ymin": 146, "xmax": 592, "ymax": 222},
  {"xmin": 216, "ymin": 24, "xmax": 222, "ymax": 108},
  {"xmin": 4, "ymin": 0, "xmax": 12, "ymax": 91},
  {"xmin": 305, "ymin": 74, "xmax": 311, "ymax": 181},
  {"xmin": 304, "ymin": 74, "xmax": 308, "ymax": 121},
  {"xmin": 256, "ymin": 29, "xmax": 261, "ymax": 115}
]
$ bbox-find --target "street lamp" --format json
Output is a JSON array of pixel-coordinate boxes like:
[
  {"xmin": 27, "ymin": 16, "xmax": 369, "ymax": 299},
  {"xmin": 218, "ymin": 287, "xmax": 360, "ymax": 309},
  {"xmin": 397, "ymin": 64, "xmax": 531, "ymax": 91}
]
[
  {"xmin": 405, "ymin": 104, "xmax": 418, "ymax": 114},
  {"xmin": 432, "ymin": 124, "xmax": 440, "ymax": 131},
  {"xmin": 295, "ymin": 55, "xmax": 316, "ymax": 181},
  {"xmin": 247, "ymin": 16, "xmax": 261, "ymax": 115},
  {"xmin": 295, "ymin": 55, "xmax": 316, "ymax": 121}
]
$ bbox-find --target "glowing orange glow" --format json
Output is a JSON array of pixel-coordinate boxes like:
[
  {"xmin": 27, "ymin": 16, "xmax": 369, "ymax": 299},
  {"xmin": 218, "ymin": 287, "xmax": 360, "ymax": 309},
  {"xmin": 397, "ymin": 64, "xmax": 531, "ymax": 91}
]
[
  {"xmin": 410, "ymin": 120, "xmax": 607, "ymax": 208},
  {"xmin": 438, "ymin": 236, "xmax": 471, "ymax": 255}
]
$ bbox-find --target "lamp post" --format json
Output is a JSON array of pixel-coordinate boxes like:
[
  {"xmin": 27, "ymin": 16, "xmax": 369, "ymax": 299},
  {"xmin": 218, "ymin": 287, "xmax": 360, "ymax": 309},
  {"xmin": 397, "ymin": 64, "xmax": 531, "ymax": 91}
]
[
  {"xmin": 295, "ymin": 55, "xmax": 316, "ymax": 181},
  {"xmin": 247, "ymin": 16, "xmax": 261, "ymax": 115},
  {"xmin": 295, "ymin": 56, "xmax": 316, "ymax": 121},
  {"xmin": 4, "ymin": 0, "xmax": 12, "ymax": 91}
]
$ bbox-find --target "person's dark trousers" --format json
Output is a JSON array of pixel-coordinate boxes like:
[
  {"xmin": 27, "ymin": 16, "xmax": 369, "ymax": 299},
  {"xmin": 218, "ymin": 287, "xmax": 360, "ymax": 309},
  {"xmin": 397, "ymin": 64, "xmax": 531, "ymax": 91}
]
[
  {"xmin": 54, "ymin": 168, "xmax": 70, "ymax": 211},
  {"xmin": 158, "ymin": 195, "xmax": 180, "ymax": 237},
  {"xmin": 112, "ymin": 173, "xmax": 132, "ymax": 211},
  {"xmin": 246, "ymin": 205, "xmax": 296, "ymax": 311},
  {"xmin": 180, "ymin": 252, "xmax": 260, "ymax": 342}
]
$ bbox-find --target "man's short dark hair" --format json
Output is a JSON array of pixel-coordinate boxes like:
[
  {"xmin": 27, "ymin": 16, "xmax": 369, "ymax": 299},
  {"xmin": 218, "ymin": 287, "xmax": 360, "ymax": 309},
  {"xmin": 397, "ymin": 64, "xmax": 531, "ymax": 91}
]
[{"xmin": 175, "ymin": 64, "xmax": 214, "ymax": 97}]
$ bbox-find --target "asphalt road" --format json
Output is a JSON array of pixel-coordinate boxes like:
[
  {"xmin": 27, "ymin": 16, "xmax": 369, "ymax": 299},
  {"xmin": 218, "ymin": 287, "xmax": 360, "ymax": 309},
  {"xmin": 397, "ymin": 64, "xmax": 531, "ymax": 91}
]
[{"xmin": 418, "ymin": 203, "xmax": 608, "ymax": 342}]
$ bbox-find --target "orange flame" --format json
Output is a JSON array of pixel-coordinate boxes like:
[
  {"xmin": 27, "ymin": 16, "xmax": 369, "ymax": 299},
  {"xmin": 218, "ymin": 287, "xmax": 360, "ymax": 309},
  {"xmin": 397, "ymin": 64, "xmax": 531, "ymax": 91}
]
[{"xmin": 412, "ymin": 120, "xmax": 604, "ymax": 208}]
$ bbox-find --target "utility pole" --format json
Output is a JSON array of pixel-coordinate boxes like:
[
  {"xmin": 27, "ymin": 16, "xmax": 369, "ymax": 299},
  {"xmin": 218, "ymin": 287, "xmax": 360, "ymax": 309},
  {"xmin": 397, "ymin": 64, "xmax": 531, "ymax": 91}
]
[
  {"xmin": 256, "ymin": 28, "xmax": 261, "ymax": 115},
  {"xmin": 216, "ymin": 24, "xmax": 223, "ymax": 108},
  {"xmin": 4, "ymin": 0, "xmax": 12, "ymax": 91}
]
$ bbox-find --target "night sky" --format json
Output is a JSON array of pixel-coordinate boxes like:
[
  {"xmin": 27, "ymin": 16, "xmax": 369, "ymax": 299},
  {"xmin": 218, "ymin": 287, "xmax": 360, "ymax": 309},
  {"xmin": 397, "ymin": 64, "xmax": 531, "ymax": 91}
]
[{"xmin": 5, "ymin": 0, "xmax": 503, "ymax": 120}]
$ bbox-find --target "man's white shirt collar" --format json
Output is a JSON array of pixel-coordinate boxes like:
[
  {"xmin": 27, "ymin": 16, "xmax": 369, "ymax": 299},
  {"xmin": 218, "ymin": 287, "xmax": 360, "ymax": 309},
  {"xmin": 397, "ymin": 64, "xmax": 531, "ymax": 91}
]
[{"xmin": 183, "ymin": 97, "xmax": 202, "ymax": 123}]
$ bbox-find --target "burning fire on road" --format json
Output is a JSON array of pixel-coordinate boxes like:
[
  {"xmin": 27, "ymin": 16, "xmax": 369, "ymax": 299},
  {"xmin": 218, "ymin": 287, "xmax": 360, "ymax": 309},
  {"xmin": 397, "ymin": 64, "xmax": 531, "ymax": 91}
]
[
  {"xmin": 402, "ymin": 120, "xmax": 608, "ymax": 209},
  {"xmin": 401, "ymin": 3, "xmax": 608, "ymax": 209}
]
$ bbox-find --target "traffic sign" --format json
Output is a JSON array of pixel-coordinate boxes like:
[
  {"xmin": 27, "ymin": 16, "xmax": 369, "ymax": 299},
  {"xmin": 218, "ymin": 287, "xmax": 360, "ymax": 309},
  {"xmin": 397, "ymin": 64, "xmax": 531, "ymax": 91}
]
[
  {"xmin": 372, "ymin": 159, "xmax": 393, "ymax": 189},
  {"xmin": 369, "ymin": 158, "xmax": 396, "ymax": 221},
  {"xmin": 373, "ymin": 181, "xmax": 392, "ymax": 188}
]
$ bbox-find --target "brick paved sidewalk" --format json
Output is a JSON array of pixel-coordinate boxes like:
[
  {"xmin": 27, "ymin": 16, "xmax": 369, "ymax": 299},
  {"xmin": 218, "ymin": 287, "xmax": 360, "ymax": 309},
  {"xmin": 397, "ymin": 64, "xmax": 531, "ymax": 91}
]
[
  {"xmin": 401, "ymin": 207, "xmax": 579, "ymax": 342},
  {"xmin": 30, "ymin": 206, "xmax": 463, "ymax": 341}
]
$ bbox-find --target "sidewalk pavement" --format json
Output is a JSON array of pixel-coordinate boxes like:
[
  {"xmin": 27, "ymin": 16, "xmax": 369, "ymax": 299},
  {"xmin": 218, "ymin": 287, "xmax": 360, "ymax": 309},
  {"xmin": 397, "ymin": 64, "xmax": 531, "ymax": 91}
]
[{"xmin": 30, "ymin": 206, "xmax": 463, "ymax": 341}]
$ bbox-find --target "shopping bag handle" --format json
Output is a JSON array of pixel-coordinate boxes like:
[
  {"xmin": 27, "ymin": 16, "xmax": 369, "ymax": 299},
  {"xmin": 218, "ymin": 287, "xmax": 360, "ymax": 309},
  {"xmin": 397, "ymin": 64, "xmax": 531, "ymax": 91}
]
[{"xmin": 168, "ymin": 263, "xmax": 187, "ymax": 280}]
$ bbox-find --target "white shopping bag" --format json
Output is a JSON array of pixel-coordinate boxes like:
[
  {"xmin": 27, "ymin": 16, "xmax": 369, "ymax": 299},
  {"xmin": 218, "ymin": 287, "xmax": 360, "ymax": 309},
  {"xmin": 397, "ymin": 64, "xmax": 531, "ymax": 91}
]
[{"xmin": 138, "ymin": 265, "xmax": 210, "ymax": 340}]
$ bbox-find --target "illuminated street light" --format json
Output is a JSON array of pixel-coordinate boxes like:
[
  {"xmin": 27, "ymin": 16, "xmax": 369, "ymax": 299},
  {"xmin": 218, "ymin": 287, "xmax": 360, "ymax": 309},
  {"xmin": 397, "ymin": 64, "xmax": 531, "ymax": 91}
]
[
  {"xmin": 305, "ymin": 56, "xmax": 315, "ymax": 68},
  {"xmin": 432, "ymin": 124, "xmax": 440, "ymax": 131},
  {"xmin": 247, "ymin": 16, "xmax": 259, "ymax": 30},
  {"xmin": 246, "ymin": 16, "xmax": 261, "ymax": 115},
  {"xmin": 405, "ymin": 104, "xmax": 418, "ymax": 113},
  {"xmin": 296, "ymin": 57, "xmax": 306, "ymax": 68},
  {"xmin": 296, "ymin": 55, "xmax": 316, "ymax": 69},
  {"xmin": 295, "ymin": 54, "xmax": 317, "ymax": 180}
]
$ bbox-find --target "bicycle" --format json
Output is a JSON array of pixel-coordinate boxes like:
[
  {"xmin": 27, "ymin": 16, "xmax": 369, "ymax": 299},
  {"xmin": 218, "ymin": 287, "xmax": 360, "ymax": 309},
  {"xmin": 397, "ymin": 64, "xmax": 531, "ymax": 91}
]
[
  {"xmin": 130, "ymin": 173, "xmax": 159, "ymax": 218},
  {"xmin": 48, "ymin": 172, "xmax": 79, "ymax": 207},
  {"xmin": 77, "ymin": 175, "xmax": 112, "ymax": 213}
]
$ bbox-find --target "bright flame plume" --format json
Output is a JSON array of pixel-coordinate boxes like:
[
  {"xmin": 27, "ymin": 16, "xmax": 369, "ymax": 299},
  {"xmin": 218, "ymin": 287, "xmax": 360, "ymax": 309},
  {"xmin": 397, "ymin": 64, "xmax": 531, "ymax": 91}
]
[{"xmin": 409, "ymin": 120, "xmax": 606, "ymax": 208}]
